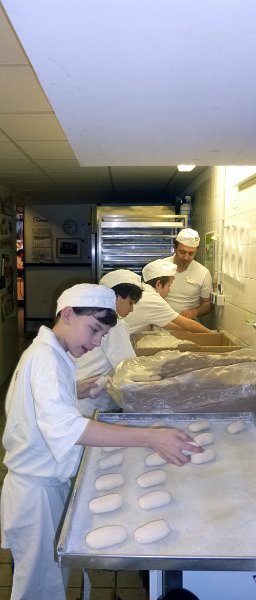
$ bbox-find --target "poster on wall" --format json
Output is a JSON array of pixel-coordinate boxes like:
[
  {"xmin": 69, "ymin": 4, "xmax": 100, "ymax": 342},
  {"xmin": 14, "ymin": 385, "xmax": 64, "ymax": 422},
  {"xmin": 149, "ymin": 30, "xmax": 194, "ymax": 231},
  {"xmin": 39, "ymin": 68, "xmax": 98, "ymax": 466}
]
[{"xmin": 31, "ymin": 219, "xmax": 52, "ymax": 262}]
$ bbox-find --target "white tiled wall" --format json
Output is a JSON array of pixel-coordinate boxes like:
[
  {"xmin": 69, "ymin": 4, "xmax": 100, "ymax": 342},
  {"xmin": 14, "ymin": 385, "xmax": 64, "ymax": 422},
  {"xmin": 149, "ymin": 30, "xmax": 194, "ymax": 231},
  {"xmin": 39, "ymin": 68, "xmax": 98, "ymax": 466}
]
[{"xmin": 191, "ymin": 166, "xmax": 256, "ymax": 346}]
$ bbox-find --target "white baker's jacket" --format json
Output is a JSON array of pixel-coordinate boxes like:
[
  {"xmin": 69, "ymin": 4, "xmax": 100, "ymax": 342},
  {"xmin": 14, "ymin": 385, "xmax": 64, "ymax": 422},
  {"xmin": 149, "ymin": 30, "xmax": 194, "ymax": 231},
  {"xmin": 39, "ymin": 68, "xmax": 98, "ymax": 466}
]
[
  {"xmin": 1, "ymin": 326, "xmax": 89, "ymax": 600},
  {"xmin": 2, "ymin": 325, "xmax": 87, "ymax": 480},
  {"xmin": 124, "ymin": 284, "xmax": 179, "ymax": 334},
  {"xmin": 75, "ymin": 317, "xmax": 135, "ymax": 416},
  {"xmin": 165, "ymin": 256, "xmax": 213, "ymax": 313}
]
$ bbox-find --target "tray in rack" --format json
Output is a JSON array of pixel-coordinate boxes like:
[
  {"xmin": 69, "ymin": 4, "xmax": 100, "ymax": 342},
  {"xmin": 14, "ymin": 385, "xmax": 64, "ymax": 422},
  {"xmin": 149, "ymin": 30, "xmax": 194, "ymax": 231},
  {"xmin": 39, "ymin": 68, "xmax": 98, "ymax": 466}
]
[{"xmin": 57, "ymin": 412, "xmax": 256, "ymax": 570}]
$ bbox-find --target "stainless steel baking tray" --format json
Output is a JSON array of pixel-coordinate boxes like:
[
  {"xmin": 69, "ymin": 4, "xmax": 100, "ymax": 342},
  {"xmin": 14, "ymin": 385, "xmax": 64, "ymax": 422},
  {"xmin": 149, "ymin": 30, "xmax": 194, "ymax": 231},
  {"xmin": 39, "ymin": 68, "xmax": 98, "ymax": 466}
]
[{"xmin": 57, "ymin": 412, "xmax": 256, "ymax": 570}]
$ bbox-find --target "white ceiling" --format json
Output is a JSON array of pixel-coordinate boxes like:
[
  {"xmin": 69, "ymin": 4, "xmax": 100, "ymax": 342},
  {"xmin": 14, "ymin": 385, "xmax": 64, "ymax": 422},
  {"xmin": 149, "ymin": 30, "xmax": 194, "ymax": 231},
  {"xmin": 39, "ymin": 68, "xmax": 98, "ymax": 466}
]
[{"xmin": 0, "ymin": 1, "xmax": 256, "ymax": 205}]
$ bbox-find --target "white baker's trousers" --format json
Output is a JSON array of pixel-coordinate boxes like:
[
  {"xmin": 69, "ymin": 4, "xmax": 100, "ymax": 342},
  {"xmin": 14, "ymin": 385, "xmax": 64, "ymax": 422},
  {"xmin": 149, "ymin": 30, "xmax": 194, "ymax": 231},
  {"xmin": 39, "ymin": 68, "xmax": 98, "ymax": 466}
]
[{"xmin": 1, "ymin": 471, "xmax": 71, "ymax": 600}]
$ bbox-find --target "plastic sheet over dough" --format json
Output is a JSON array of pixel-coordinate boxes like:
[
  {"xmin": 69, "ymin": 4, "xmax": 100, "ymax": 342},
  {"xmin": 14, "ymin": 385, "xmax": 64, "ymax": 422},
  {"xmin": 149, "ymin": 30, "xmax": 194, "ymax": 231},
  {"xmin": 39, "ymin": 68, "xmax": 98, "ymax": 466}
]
[{"xmin": 109, "ymin": 348, "xmax": 256, "ymax": 413}]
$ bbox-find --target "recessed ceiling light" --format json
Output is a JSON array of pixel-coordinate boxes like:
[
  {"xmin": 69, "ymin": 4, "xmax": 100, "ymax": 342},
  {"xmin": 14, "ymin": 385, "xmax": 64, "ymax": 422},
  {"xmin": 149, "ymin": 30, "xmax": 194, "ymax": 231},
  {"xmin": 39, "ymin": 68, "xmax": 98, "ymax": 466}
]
[{"xmin": 177, "ymin": 165, "xmax": 196, "ymax": 172}]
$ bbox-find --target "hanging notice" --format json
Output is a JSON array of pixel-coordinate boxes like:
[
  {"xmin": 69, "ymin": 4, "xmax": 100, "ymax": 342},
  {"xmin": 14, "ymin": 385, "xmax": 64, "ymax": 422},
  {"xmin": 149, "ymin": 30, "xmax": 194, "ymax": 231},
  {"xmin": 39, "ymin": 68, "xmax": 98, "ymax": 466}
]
[{"xmin": 31, "ymin": 220, "xmax": 52, "ymax": 262}]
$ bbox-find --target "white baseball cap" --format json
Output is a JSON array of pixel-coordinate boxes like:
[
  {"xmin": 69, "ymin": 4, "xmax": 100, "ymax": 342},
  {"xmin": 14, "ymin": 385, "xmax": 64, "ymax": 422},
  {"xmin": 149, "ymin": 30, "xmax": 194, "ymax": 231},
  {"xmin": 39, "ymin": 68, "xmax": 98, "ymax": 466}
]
[
  {"xmin": 176, "ymin": 228, "xmax": 200, "ymax": 247},
  {"xmin": 56, "ymin": 283, "xmax": 116, "ymax": 314},
  {"xmin": 142, "ymin": 259, "xmax": 177, "ymax": 282},
  {"xmin": 99, "ymin": 269, "xmax": 142, "ymax": 288}
]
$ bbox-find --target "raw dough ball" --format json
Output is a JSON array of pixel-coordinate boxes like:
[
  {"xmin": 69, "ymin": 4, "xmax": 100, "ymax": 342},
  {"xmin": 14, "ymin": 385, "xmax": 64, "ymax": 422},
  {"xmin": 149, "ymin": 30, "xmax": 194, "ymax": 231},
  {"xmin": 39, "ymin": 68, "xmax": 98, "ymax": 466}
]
[
  {"xmin": 226, "ymin": 420, "xmax": 246, "ymax": 434},
  {"xmin": 134, "ymin": 519, "xmax": 170, "ymax": 544},
  {"xmin": 136, "ymin": 469, "xmax": 166, "ymax": 488},
  {"xmin": 89, "ymin": 493, "xmax": 123, "ymax": 514},
  {"xmin": 102, "ymin": 447, "xmax": 124, "ymax": 452},
  {"xmin": 86, "ymin": 525, "xmax": 126, "ymax": 549},
  {"xmin": 138, "ymin": 490, "xmax": 172, "ymax": 510},
  {"xmin": 145, "ymin": 452, "xmax": 167, "ymax": 466},
  {"xmin": 188, "ymin": 419, "xmax": 210, "ymax": 433},
  {"xmin": 193, "ymin": 432, "xmax": 214, "ymax": 446},
  {"xmin": 191, "ymin": 448, "xmax": 216, "ymax": 464},
  {"xmin": 89, "ymin": 375, "xmax": 108, "ymax": 397},
  {"xmin": 95, "ymin": 473, "xmax": 125, "ymax": 491},
  {"xmin": 97, "ymin": 451, "xmax": 124, "ymax": 470},
  {"xmin": 182, "ymin": 442, "xmax": 199, "ymax": 456}
]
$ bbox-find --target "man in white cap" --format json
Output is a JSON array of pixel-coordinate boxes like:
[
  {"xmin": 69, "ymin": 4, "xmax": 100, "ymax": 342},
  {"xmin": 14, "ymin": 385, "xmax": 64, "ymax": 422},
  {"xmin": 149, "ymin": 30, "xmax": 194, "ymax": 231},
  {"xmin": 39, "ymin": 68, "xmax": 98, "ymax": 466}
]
[
  {"xmin": 75, "ymin": 269, "xmax": 143, "ymax": 415},
  {"xmin": 1, "ymin": 282, "xmax": 203, "ymax": 600},
  {"xmin": 164, "ymin": 228, "xmax": 213, "ymax": 320},
  {"xmin": 124, "ymin": 259, "xmax": 211, "ymax": 334}
]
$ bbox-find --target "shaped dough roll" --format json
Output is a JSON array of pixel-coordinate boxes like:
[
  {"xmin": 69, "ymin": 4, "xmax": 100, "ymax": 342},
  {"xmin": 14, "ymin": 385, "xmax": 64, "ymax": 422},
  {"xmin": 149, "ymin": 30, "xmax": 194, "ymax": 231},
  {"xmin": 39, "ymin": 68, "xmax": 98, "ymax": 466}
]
[
  {"xmin": 97, "ymin": 451, "xmax": 124, "ymax": 470},
  {"xmin": 193, "ymin": 432, "xmax": 214, "ymax": 446},
  {"xmin": 95, "ymin": 473, "xmax": 125, "ymax": 491},
  {"xmin": 145, "ymin": 452, "xmax": 167, "ymax": 466},
  {"xmin": 134, "ymin": 519, "xmax": 170, "ymax": 544},
  {"xmin": 188, "ymin": 419, "xmax": 210, "ymax": 433},
  {"xmin": 86, "ymin": 525, "xmax": 126, "ymax": 549},
  {"xmin": 191, "ymin": 448, "xmax": 216, "ymax": 464},
  {"xmin": 138, "ymin": 490, "xmax": 171, "ymax": 510},
  {"xmin": 226, "ymin": 420, "xmax": 246, "ymax": 434},
  {"xmin": 136, "ymin": 469, "xmax": 166, "ymax": 488},
  {"xmin": 89, "ymin": 493, "xmax": 123, "ymax": 513}
]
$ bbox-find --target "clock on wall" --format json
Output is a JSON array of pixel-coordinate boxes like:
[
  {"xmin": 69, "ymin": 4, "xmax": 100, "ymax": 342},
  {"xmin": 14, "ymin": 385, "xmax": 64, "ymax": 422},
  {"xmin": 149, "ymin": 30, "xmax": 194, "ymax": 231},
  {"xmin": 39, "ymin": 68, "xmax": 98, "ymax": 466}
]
[{"xmin": 62, "ymin": 219, "xmax": 78, "ymax": 236}]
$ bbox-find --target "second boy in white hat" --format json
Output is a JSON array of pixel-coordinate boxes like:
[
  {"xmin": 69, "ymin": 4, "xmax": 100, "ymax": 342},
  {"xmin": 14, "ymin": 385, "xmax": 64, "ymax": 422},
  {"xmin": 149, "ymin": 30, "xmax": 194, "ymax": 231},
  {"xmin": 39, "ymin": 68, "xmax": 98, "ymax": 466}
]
[
  {"xmin": 124, "ymin": 258, "xmax": 211, "ymax": 334},
  {"xmin": 75, "ymin": 269, "xmax": 143, "ymax": 415},
  {"xmin": 164, "ymin": 227, "xmax": 213, "ymax": 319}
]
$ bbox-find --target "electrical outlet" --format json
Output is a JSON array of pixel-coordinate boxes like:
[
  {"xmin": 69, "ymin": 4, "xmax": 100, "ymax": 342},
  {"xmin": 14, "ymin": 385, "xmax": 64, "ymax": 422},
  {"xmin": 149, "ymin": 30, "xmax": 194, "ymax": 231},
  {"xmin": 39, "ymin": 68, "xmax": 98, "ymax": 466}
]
[{"xmin": 211, "ymin": 292, "xmax": 225, "ymax": 306}]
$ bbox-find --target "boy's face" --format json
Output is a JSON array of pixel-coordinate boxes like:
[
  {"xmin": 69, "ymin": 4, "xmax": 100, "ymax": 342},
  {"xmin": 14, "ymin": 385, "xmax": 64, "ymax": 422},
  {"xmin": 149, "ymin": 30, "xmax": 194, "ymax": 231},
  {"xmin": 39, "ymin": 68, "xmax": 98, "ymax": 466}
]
[
  {"xmin": 115, "ymin": 295, "xmax": 135, "ymax": 317},
  {"xmin": 156, "ymin": 277, "xmax": 174, "ymax": 298},
  {"xmin": 65, "ymin": 311, "xmax": 111, "ymax": 357}
]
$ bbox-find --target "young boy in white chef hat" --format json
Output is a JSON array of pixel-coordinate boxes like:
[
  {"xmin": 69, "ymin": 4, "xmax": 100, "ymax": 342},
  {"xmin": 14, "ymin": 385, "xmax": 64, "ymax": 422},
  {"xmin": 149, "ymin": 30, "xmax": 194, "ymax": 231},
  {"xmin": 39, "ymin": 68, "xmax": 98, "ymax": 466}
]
[
  {"xmin": 164, "ymin": 227, "xmax": 213, "ymax": 319},
  {"xmin": 1, "ymin": 283, "xmax": 202, "ymax": 600},
  {"xmin": 75, "ymin": 269, "xmax": 143, "ymax": 415},
  {"xmin": 124, "ymin": 258, "xmax": 211, "ymax": 334}
]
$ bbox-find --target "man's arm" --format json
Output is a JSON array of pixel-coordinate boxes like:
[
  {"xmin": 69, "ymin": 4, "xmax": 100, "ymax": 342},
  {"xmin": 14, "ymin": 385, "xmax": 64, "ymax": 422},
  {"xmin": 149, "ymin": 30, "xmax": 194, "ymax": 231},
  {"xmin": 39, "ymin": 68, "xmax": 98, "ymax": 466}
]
[
  {"xmin": 164, "ymin": 313, "xmax": 211, "ymax": 333},
  {"xmin": 180, "ymin": 297, "xmax": 214, "ymax": 319}
]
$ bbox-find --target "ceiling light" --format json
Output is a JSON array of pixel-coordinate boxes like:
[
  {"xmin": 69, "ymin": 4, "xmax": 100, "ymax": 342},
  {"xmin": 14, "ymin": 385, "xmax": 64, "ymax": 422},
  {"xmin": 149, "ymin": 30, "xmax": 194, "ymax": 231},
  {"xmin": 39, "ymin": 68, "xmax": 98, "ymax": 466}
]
[{"xmin": 177, "ymin": 165, "xmax": 196, "ymax": 172}]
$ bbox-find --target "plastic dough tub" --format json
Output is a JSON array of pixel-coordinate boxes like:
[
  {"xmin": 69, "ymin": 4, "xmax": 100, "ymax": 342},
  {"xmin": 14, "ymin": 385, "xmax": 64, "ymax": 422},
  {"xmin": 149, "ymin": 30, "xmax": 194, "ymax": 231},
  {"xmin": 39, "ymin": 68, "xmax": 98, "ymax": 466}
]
[{"xmin": 57, "ymin": 412, "xmax": 256, "ymax": 571}]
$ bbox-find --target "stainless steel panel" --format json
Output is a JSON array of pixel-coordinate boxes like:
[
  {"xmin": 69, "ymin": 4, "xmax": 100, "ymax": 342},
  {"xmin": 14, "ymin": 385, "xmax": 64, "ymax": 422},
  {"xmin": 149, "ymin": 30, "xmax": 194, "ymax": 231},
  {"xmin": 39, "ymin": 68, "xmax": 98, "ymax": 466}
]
[
  {"xmin": 92, "ymin": 206, "xmax": 187, "ymax": 279},
  {"xmin": 57, "ymin": 412, "xmax": 256, "ymax": 571}
]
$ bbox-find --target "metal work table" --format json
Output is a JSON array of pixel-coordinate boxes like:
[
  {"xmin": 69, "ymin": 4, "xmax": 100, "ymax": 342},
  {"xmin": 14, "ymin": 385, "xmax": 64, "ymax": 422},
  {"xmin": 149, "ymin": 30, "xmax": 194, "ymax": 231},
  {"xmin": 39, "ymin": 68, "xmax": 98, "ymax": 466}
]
[{"xmin": 57, "ymin": 412, "xmax": 256, "ymax": 598}]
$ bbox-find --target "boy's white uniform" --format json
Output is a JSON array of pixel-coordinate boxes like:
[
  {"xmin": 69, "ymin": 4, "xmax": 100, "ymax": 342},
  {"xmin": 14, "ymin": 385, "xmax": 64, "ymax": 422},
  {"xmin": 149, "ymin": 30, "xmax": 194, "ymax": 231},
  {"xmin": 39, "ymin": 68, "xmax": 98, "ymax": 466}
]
[
  {"xmin": 76, "ymin": 318, "xmax": 135, "ymax": 416},
  {"xmin": 124, "ymin": 283, "xmax": 179, "ymax": 334},
  {"xmin": 165, "ymin": 255, "xmax": 212, "ymax": 313},
  {"xmin": 1, "ymin": 326, "xmax": 88, "ymax": 600},
  {"xmin": 75, "ymin": 269, "xmax": 141, "ymax": 417}
]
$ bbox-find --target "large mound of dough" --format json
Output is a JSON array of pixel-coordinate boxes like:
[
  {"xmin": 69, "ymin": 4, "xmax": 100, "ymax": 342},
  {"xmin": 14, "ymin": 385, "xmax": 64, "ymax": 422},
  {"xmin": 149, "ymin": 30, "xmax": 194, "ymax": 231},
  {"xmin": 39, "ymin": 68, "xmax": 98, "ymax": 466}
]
[{"xmin": 136, "ymin": 334, "xmax": 195, "ymax": 349}]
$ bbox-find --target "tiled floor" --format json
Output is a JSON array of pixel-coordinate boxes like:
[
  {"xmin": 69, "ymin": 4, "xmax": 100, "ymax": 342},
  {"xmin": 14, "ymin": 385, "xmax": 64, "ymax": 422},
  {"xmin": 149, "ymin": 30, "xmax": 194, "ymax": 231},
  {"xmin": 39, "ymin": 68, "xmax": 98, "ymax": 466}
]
[{"xmin": 0, "ymin": 308, "xmax": 149, "ymax": 599}]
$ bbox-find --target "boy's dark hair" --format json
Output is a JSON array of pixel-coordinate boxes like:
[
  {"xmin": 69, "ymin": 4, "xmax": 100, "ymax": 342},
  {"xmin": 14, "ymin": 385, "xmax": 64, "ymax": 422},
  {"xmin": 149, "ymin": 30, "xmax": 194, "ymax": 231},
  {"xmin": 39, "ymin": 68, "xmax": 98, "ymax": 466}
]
[
  {"xmin": 144, "ymin": 275, "xmax": 171, "ymax": 289},
  {"xmin": 56, "ymin": 306, "xmax": 117, "ymax": 326},
  {"xmin": 112, "ymin": 283, "xmax": 142, "ymax": 303}
]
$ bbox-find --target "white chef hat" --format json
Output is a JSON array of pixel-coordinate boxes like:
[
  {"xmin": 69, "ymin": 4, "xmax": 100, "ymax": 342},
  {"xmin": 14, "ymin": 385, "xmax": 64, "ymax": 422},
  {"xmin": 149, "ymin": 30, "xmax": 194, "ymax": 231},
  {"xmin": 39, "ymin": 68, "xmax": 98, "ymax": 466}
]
[
  {"xmin": 56, "ymin": 283, "xmax": 116, "ymax": 314},
  {"xmin": 176, "ymin": 228, "xmax": 200, "ymax": 247},
  {"xmin": 142, "ymin": 259, "xmax": 177, "ymax": 282},
  {"xmin": 99, "ymin": 269, "xmax": 142, "ymax": 288}
]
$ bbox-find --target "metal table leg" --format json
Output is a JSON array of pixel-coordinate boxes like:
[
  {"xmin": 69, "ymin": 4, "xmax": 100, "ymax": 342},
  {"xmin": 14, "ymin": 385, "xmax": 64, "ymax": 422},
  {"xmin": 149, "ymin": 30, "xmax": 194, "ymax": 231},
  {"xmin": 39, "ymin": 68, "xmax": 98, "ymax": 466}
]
[
  {"xmin": 82, "ymin": 570, "xmax": 91, "ymax": 600},
  {"xmin": 149, "ymin": 570, "xmax": 163, "ymax": 600},
  {"xmin": 163, "ymin": 570, "xmax": 183, "ymax": 593}
]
